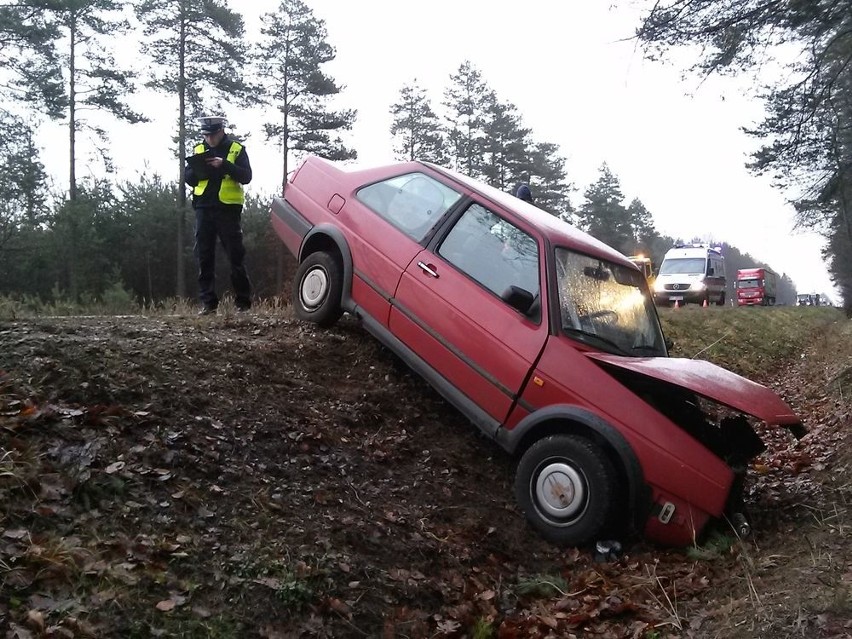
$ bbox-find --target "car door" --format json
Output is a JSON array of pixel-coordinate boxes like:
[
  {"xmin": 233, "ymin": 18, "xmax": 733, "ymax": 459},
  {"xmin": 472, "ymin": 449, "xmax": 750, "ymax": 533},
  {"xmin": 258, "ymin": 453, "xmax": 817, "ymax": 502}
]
[
  {"xmin": 390, "ymin": 201, "xmax": 550, "ymax": 423},
  {"xmin": 344, "ymin": 171, "xmax": 463, "ymax": 326}
]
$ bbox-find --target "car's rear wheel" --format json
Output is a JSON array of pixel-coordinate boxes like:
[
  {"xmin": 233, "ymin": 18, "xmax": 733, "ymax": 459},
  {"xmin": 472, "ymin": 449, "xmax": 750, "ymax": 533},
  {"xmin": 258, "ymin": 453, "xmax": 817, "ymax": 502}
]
[
  {"xmin": 515, "ymin": 434, "xmax": 617, "ymax": 546},
  {"xmin": 716, "ymin": 292, "xmax": 726, "ymax": 306},
  {"xmin": 293, "ymin": 251, "xmax": 343, "ymax": 327}
]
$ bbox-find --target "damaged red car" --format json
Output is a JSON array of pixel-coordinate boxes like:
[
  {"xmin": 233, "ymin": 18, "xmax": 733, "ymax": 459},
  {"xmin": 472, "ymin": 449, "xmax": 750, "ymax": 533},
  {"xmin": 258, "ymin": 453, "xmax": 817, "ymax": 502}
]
[{"xmin": 271, "ymin": 157, "xmax": 804, "ymax": 547}]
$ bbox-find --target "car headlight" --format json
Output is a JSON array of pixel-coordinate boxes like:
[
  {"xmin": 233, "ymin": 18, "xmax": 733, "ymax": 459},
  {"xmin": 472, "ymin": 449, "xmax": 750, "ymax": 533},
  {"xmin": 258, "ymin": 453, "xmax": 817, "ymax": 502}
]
[
  {"xmin": 653, "ymin": 281, "xmax": 665, "ymax": 292},
  {"xmin": 691, "ymin": 281, "xmax": 706, "ymax": 291}
]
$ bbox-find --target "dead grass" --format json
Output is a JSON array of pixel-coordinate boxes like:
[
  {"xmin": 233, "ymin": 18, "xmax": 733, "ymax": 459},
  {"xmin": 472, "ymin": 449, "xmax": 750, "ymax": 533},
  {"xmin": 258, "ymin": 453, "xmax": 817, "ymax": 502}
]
[
  {"xmin": 0, "ymin": 294, "xmax": 294, "ymax": 320},
  {"xmin": 0, "ymin": 302, "xmax": 849, "ymax": 637},
  {"xmin": 660, "ymin": 305, "xmax": 852, "ymax": 638}
]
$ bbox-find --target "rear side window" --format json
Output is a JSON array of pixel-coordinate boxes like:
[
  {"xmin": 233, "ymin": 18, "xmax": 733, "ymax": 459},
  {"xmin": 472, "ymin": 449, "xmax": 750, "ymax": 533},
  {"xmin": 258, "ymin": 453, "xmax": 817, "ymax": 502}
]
[
  {"xmin": 710, "ymin": 257, "xmax": 725, "ymax": 277},
  {"xmin": 438, "ymin": 203, "xmax": 539, "ymax": 301},
  {"xmin": 356, "ymin": 172, "xmax": 462, "ymax": 241}
]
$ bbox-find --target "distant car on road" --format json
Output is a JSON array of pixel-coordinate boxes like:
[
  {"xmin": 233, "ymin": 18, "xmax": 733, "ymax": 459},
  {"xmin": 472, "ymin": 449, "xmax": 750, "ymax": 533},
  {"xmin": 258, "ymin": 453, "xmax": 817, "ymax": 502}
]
[
  {"xmin": 271, "ymin": 157, "xmax": 804, "ymax": 547},
  {"xmin": 797, "ymin": 293, "xmax": 822, "ymax": 306}
]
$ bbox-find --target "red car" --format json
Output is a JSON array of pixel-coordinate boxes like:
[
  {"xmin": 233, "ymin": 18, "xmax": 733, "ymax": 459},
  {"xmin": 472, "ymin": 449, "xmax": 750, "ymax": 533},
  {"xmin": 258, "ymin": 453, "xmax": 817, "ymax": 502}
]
[{"xmin": 271, "ymin": 157, "xmax": 804, "ymax": 547}]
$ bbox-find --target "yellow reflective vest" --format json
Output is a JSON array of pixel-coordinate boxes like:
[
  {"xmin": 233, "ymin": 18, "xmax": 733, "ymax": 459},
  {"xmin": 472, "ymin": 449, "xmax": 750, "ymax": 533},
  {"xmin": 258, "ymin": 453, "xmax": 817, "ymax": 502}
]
[{"xmin": 193, "ymin": 141, "xmax": 245, "ymax": 205}]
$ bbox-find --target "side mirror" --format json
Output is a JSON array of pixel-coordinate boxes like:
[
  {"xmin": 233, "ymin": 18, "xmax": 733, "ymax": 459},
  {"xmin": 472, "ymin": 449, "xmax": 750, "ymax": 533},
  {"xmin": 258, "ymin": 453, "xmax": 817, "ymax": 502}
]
[{"xmin": 502, "ymin": 285, "xmax": 536, "ymax": 315}]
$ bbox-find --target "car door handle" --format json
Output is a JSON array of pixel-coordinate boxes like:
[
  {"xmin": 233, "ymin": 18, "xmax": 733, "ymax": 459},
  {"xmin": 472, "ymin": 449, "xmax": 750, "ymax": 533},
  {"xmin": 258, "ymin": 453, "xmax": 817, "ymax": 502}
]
[{"xmin": 417, "ymin": 261, "xmax": 439, "ymax": 278}]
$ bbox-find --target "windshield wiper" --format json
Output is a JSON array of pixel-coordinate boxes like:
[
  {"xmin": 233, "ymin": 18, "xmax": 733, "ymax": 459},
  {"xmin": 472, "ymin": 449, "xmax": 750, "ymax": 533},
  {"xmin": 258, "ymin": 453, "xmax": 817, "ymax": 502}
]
[
  {"xmin": 631, "ymin": 344, "xmax": 662, "ymax": 354},
  {"xmin": 563, "ymin": 327, "xmax": 630, "ymax": 356}
]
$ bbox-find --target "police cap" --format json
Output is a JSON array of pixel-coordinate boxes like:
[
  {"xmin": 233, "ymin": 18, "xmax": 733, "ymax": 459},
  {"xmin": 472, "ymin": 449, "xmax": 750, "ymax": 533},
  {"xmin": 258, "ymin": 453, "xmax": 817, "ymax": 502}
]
[{"xmin": 198, "ymin": 115, "xmax": 227, "ymax": 133}]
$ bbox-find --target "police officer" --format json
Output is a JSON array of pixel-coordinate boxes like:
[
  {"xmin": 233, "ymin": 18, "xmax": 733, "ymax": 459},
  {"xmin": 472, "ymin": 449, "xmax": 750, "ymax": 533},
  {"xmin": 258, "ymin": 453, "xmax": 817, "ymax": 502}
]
[{"xmin": 185, "ymin": 115, "xmax": 253, "ymax": 315}]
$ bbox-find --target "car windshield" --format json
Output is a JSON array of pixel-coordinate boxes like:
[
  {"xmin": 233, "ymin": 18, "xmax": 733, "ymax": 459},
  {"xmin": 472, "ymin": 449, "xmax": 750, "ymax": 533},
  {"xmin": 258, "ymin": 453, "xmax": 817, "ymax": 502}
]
[
  {"xmin": 659, "ymin": 257, "xmax": 706, "ymax": 275},
  {"xmin": 555, "ymin": 249, "xmax": 666, "ymax": 357},
  {"xmin": 738, "ymin": 278, "xmax": 760, "ymax": 288}
]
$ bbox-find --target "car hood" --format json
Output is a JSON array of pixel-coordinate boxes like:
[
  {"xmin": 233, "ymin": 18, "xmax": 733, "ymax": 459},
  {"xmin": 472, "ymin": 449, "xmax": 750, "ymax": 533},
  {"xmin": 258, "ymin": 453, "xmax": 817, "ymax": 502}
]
[{"xmin": 585, "ymin": 352, "xmax": 805, "ymax": 434}]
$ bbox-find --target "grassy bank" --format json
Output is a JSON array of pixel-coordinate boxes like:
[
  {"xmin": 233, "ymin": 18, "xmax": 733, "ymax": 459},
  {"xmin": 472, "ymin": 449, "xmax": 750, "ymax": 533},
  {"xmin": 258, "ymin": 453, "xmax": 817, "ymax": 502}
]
[{"xmin": 658, "ymin": 305, "xmax": 841, "ymax": 378}]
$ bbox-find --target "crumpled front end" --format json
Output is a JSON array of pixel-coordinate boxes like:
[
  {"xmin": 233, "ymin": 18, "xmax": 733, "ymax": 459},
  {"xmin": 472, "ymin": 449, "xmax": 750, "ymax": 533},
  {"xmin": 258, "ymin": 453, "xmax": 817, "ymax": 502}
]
[{"xmin": 585, "ymin": 352, "xmax": 804, "ymax": 545}]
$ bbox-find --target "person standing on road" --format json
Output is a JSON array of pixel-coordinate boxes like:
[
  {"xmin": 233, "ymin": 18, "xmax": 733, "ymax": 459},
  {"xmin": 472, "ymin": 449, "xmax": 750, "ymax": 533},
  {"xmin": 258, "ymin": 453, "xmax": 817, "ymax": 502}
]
[
  {"xmin": 512, "ymin": 172, "xmax": 534, "ymax": 204},
  {"xmin": 185, "ymin": 115, "xmax": 253, "ymax": 315}
]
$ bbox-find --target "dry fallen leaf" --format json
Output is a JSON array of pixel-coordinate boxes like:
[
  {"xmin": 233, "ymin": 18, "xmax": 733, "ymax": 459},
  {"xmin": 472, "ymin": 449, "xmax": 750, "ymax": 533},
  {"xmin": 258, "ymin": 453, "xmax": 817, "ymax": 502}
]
[
  {"xmin": 3, "ymin": 528, "xmax": 29, "ymax": 540},
  {"xmin": 26, "ymin": 610, "xmax": 44, "ymax": 632},
  {"xmin": 155, "ymin": 599, "xmax": 176, "ymax": 612},
  {"xmin": 105, "ymin": 461, "xmax": 125, "ymax": 474}
]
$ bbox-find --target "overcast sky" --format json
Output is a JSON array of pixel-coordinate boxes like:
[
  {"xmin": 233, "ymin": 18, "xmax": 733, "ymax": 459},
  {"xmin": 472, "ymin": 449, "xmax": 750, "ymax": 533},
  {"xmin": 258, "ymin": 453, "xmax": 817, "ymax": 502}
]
[{"xmin": 38, "ymin": 0, "xmax": 838, "ymax": 298}]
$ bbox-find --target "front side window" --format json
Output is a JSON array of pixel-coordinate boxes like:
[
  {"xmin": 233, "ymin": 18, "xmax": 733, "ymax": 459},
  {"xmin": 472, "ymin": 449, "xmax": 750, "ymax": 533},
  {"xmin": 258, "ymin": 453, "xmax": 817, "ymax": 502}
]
[
  {"xmin": 556, "ymin": 249, "xmax": 666, "ymax": 356},
  {"xmin": 439, "ymin": 203, "xmax": 539, "ymax": 303},
  {"xmin": 356, "ymin": 172, "xmax": 462, "ymax": 241}
]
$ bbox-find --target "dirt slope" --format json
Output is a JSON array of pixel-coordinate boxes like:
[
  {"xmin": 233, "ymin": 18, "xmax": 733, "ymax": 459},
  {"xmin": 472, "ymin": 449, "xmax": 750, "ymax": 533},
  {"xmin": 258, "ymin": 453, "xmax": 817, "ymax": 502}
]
[{"xmin": 0, "ymin": 312, "xmax": 850, "ymax": 638}]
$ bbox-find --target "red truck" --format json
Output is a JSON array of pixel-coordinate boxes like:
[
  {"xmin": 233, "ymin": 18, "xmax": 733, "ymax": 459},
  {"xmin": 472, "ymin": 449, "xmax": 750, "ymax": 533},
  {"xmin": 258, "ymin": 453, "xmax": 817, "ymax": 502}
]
[{"xmin": 736, "ymin": 267, "xmax": 777, "ymax": 306}]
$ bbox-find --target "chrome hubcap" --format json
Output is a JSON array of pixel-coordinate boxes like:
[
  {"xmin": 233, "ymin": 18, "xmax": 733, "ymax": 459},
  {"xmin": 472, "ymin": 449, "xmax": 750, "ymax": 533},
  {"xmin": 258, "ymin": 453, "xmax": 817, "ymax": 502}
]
[
  {"xmin": 535, "ymin": 462, "xmax": 586, "ymax": 520},
  {"xmin": 301, "ymin": 267, "xmax": 328, "ymax": 309}
]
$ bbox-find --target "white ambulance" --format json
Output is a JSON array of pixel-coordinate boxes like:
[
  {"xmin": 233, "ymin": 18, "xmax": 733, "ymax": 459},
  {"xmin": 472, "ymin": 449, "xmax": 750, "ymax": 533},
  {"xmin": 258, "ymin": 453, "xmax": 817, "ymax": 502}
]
[{"xmin": 653, "ymin": 244, "xmax": 727, "ymax": 306}]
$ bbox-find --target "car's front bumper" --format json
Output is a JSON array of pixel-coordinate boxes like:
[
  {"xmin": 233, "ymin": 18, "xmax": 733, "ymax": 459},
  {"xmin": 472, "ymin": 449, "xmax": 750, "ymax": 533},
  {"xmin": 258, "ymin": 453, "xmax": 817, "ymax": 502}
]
[{"xmin": 654, "ymin": 290, "xmax": 706, "ymax": 305}]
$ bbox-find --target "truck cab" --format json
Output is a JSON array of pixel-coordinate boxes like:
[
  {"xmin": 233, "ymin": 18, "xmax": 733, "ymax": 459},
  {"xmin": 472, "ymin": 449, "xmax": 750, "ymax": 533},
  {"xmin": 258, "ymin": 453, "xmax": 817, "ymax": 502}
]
[
  {"xmin": 736, "ymin": 268, "xmax": 777, "ymax": 306},
  {"xmin": 628, "ymin": 254, "xmax": 656, "ymax": 289}
]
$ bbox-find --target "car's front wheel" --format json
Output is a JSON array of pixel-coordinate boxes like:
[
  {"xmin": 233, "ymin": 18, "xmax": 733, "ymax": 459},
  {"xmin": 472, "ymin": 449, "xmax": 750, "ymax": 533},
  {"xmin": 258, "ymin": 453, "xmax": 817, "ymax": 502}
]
[
  {"xmin": 514, "ymin": 435, "xmax": 617, "ymax": 546},
  {"xmin": 293, "ymin": 251, "xmax": 343, "ymax": 327}
]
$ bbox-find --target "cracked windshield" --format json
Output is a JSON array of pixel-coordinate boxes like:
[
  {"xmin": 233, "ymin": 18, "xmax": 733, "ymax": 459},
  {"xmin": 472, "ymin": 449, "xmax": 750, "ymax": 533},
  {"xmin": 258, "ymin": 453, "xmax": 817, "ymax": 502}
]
[{"xmin": 556, "ymin": 249, "xmax": 665, "ymax": 356}]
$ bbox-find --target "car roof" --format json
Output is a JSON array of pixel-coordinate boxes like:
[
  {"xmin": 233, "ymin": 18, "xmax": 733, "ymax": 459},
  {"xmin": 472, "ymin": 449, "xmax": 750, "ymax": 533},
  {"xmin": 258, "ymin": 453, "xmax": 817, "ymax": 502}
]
[{"xmin": 327, "ymin": 157, "xmax": 632, "ymax": 268}]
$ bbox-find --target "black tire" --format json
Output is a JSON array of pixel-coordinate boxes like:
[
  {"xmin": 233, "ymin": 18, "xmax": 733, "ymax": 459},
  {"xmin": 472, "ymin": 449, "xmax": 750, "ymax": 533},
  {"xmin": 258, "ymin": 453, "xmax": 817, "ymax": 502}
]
[
  {"xmin": 514, "ymin": 435, "xmax": 618, "ymax": 546},
  {"xmin": 292, "ymin": 251, "xmax": 343, "ymax": 327},
  {"xmin": 716, "ymin": 292, "xmax": 726, "ymax": 306}
]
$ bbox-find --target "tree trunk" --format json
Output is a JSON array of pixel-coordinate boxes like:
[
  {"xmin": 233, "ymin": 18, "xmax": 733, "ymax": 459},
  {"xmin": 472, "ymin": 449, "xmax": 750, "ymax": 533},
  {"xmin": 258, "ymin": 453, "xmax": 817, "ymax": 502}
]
[
  {"xmin": 176, "ymin": 14, "xmax": 187, "ymax": 299},
  {"xmin": 68, "ymin": 17, "xmax": 77, "ymax": 202},
  {"xmin": 276, "ymin": 123, "xmax": 290, "ymax": 294},
  {"xmin": 146, "ymin": 250, "xmax": 153, "ymax": 305}
]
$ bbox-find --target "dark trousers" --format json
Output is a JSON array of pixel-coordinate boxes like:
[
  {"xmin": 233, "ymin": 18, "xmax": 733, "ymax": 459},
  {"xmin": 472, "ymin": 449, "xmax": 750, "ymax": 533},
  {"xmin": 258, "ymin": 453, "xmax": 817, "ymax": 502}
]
[{"xmin": 194, "ymin": 206, "xmax": 251, "ymax": 309}]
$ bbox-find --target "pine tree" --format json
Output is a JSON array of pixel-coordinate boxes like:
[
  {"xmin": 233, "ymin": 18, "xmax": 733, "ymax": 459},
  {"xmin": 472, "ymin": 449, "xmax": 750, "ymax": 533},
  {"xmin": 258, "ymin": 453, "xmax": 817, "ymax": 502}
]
[
  {"xmin": 0, "ymin": 113, "xmax": 49, "ymax": 237},
  {"xmin": 36, "ymin": 1, "xmax": 146, "ymax": 201},
  {"xmin": 4, "ymin": 1, "xmax": 146, "ymax": 200},
  {"xmin": 254, "ymin": 0, "xmax": 357, "ymax": 193},
  {"xmin": 443, "ymin": 61, "xmax": 492, "ymax": 177},
  {"xmin": 479, "ymin": 97, "xmax": 530, "ymax": 190},
  {"xmin": 390, "ymin": 80, "xmax": 446, "ymax": 163},
  {"xmin": 0, "ymin": 0, "xmax": 65, "ymax": 117},
  {"xmin": 528, "ymin": 142, "xmax": 573, "ymax": 220},
  {"xmin": 626, "ymin": 198, "xmax": 657, "ymax": 253},
  {"xmin": 578, "ymin": 164, "xmax": 633, "ymax": 253},
  {"xmin": 136, "ymin": 0, "xmax": 248, "ymax": 297}
]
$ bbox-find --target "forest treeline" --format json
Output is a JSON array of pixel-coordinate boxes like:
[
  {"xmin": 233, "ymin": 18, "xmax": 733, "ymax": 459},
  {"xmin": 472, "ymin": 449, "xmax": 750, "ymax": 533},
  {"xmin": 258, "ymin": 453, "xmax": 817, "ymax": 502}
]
[{"xmin": 0, "ymin": 0, "xmax": 830, "ymax": 308}]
